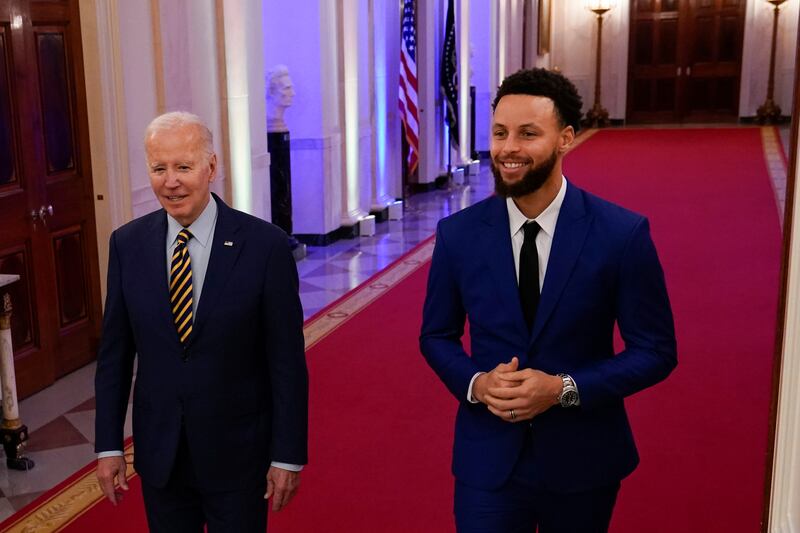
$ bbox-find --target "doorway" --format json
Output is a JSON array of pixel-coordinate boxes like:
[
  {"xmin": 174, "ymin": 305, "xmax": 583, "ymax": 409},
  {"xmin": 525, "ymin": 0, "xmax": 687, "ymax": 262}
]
[
  {"xmin": 0, "ymin": 0, "xmax": 102, "ymax": 397},
  {"xmin": 627, "ymin": 0, "xmax": 746, "ymax": 123}
]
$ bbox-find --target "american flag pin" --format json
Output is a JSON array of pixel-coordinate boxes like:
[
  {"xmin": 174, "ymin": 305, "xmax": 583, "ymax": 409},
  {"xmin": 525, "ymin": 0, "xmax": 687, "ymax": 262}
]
[{"xmin": 224, "ymin": 241, "xmax": 234, "ymax": 247}]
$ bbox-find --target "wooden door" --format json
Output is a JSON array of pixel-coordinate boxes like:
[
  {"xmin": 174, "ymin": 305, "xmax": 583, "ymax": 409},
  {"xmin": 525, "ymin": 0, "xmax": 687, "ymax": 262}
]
[
  {"xmin": 0, "ymin": 0, "xmax": 102, "ymax": 398},
  {"xmin": 627, "ymin": 0, "xmax": 745, "ymax": 123},
  {"xmin": 628, "ymin": 0, "xmax": 684, "ymax": 122},
  {"xmin": 681, "ymin": 0, "xmax": 745, "ymax": 121}
]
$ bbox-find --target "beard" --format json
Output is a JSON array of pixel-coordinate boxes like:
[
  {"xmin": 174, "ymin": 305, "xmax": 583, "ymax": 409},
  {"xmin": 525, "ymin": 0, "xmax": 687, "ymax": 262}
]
[{"xmin": 492, "ymin": 148, "xmax": 559, "ymax": 198}]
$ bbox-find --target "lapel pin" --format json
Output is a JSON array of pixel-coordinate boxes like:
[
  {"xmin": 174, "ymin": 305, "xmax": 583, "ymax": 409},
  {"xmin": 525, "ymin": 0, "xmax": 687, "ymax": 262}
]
[{"xmin": 224, "ymin": 241, "xmax": 234, "ymax": 247}]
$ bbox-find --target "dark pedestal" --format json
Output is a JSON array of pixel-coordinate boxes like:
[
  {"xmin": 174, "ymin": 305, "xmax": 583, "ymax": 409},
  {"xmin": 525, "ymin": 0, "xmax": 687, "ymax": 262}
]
[
  {"xmin": 268, "ymin": 132, "xmax": 304, "ymax": 258},
  {"xmin": 268, "ymin": 131, "xmax": 294, "ymax": 234},
  {"xmin": 1, "ymin": 424, "xmax": 34, "ymax": 470}
]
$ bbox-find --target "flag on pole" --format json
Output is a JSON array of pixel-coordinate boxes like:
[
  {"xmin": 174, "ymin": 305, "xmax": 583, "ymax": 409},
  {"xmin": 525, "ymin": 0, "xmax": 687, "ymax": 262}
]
[
  {"xmin": 399, "ymin": 0, "xmax": 419, "ymax": 174},
  {"xmin": 441, "ymin": 0, "xmax": 459, "ymax": 152}
]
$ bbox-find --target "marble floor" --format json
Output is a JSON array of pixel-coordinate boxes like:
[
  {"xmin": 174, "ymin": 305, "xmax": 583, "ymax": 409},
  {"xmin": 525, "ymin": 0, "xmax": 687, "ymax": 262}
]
[{"xmin": 0, "ymin": 124, "xmax": 791, "ymax": 523}]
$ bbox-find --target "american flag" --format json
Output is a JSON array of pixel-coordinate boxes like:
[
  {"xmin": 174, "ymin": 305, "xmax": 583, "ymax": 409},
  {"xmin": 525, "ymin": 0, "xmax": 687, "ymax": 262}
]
[{"xmin": 399, "ymin": 0, "xmax": 419, "ymax": 174}]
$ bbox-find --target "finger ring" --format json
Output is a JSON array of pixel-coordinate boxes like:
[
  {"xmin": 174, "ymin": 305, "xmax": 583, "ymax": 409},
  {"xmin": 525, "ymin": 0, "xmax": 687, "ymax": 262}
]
[{"xmin": 510, "ymin": 409, "xmax": 516, "ymax": 420}]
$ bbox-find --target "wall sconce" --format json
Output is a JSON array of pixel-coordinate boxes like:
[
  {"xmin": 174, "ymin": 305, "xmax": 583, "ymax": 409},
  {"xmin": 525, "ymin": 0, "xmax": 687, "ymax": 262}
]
[
  {"xmin": 757, "ymin": 0, "xmax": 790, "ymax": 124},
  {"xmin": 583, "ymin": 0, "xmax": 616, "ymax": 128}
]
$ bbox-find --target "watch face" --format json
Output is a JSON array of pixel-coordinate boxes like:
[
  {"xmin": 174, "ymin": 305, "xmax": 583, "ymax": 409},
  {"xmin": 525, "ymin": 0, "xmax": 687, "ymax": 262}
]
[{"xmin": 561, "ymin": 390, "xmax": 578, "ymax": 407}]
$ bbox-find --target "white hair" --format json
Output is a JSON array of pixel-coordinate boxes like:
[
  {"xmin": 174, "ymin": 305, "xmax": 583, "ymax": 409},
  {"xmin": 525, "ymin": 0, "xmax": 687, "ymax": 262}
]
[{"xmin": 144, "ymin": 111, "xmax": 214, "ymax": 154}]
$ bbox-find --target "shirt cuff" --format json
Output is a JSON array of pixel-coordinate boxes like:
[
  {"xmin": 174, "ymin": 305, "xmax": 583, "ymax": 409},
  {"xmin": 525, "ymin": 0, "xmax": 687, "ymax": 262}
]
[
  {"xmin": 467, "ymin": 372, "xmax": 485, "ymax": 403},
  {"xmin": 98, "ymin": 450, "xmax": 124, "ymax": 459},
  {"xmin": 271, "ymin": 461, "xmax": 303, "ymax": 472}
]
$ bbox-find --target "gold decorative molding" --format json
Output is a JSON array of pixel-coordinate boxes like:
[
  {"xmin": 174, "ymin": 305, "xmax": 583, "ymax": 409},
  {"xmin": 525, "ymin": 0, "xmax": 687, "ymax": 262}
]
[
  {"xmin": 0, "ymin": 443, "xmax": 136, "ymax": 532},
  {"xmin": 303, "ymin": 238, "xmax": 435, "ymax": 350}
]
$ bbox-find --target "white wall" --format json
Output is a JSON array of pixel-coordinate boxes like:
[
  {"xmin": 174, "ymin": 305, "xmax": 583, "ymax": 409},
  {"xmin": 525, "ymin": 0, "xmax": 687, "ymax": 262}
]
[
  {"xmin": 551, "ymin": 0, "xmax": 629, "ymax": 121},
  {"xmin": 262, "ymin": 0, "xmax": 343, "ymax": 234},
  {"xmin": 470, "ymin": 0, "xmax": 491, "ymax": 154},
  {"xmin": 740, "ymin": 0, "xmax": 799, "ymax": 118}
]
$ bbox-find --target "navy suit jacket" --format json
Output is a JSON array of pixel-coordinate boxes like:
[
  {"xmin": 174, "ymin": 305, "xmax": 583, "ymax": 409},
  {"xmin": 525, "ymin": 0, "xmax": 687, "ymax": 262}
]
[
  {"xmin": 95, "ymin": 194, "xmax": 308, "ymax": 491},
  {"xmin": 420, "ymin": 182, "xmax": 676, "ymax": 492}
]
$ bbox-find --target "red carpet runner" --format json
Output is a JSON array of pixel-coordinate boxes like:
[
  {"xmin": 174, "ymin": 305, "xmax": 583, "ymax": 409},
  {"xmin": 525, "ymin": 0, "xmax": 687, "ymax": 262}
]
[
  {"xmin": 563, "ymin": 128, "xmax": 782, "ymax": 533},
  {"xmin": 0, "ymin": 127, "xmax": 782, "ymax": 532}
]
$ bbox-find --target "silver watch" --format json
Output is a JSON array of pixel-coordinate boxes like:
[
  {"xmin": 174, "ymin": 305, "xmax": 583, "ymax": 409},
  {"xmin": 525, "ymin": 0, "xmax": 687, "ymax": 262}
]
[{"xmin": 557, "ymin": 373, "xmax": 579, "ymax": 407}]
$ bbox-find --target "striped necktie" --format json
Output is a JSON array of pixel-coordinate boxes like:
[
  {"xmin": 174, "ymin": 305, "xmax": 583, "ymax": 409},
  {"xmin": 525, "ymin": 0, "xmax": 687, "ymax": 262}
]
[{"xmin": 170, "ymin": 229, "xmax": 194, "ymax": 344}]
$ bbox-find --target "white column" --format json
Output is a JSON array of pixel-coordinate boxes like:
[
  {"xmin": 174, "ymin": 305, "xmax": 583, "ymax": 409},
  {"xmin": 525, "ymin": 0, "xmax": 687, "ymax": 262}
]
[
  {"xmin": 221, "ymin": 0, "xmax": 255, "ymax": 216},
  {"xmin": 458, "ymin": 0, "xmax": 471, "ymax": 164},
  {"xmin": 0, "ymin": 276, "xmax": 21, "ymax": 425},
  {"xmin": 470, "ymin": 0, "xmax": 491, "ymax": 154},
  {"xmin": 770, "ymin": 125, "xmax": 800, "ymax": 532},
  {"xmin": 370, "ymin": 0, "xmax": 399, "ymax": 210},
  {"xmin": 417, "ymin": 0, "xmax": 445, "ymax": 184}
]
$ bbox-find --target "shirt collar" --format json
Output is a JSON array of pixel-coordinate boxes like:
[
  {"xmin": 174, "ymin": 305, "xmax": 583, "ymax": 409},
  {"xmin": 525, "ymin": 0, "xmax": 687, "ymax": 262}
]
[
  {"xmin": 167, "ymin": 195, "xmax": 218, "ymax": 248},
  {"xmin": 507, "ymin": 175, "xmax": 568, "ymax": 238}
]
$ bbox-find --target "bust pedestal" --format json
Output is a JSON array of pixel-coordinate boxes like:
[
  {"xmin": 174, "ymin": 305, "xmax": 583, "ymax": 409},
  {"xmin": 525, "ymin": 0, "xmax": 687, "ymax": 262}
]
[
  {"xmin": 0, "ymin": 274, "xmax": 34, "ymax": 470},
  {"xmin": 267, "ymin": 131, "xmax": 305, "ymax": 259}
]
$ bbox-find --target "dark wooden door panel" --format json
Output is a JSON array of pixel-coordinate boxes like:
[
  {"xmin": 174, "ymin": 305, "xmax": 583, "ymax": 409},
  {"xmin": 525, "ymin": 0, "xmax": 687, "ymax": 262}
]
[
  {"xmin": 0, "ymin": 0, "xmax": 101, "ymax": 398},
  {"xmin": 627, "ymin": 0, "xmax": 684, "ymax": 122},
  {"xmin": 628, "ymin": 0, "xmax": 745, "ymax": 123}
]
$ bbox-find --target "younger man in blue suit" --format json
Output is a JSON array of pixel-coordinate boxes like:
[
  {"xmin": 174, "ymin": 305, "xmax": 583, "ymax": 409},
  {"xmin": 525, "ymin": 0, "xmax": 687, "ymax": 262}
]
[
  {"xmin": 420, "ymin": 69, "xmax": 677, "ymax": 532},
  {"xmin": 94, "ymin": 112, "xmax": 308, "ymax": 532}
]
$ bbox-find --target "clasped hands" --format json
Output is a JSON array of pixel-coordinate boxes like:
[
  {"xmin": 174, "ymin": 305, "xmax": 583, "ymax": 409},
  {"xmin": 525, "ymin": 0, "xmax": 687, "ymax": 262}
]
[{"xmin": 472, "ymin": 357, "xmax": 563, "ymax": 423}]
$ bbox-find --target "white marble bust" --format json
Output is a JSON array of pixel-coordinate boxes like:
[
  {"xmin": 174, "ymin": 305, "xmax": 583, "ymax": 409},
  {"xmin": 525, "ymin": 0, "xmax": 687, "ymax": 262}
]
[{"xmin": 266, "ymin": 65, "xmax": 295, "ymax": 133}]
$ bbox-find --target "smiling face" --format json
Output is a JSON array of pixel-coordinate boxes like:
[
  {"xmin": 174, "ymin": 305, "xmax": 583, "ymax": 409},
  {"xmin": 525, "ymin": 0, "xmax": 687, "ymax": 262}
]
[
  {"xmin": 146, "ymin": 124, "xmax": 217, "ymax": 227},
  {"xmin": 490, "ymin": 94, "xmax": 573, "ymax": 198}
]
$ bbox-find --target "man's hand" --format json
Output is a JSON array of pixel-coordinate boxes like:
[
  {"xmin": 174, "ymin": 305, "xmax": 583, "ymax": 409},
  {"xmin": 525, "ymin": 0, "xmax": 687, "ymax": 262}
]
[
  {"xmin": 472, "ymin": 357, "xmax": 522, "ymax": 404},
  {"xmin": 265, "ymin": 466, "xmax": 300, "ymax": 512},
  {"xmin": 483, "ymin": 366, "xmax": 563, "ymax": 422},
  {"xmin": 96, "ymin": 456, "xmax": 129, "ymax": 505}
]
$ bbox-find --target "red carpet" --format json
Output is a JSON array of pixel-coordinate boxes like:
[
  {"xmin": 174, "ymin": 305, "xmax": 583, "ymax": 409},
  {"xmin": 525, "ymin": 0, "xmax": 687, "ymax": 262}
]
[
  {"xmin": 0, "ymin": 128, "xmax": 781, "ymax": 532},
  {"xmin": 564, "ymin": 128, "xmax": 782, "ymax": 533}
]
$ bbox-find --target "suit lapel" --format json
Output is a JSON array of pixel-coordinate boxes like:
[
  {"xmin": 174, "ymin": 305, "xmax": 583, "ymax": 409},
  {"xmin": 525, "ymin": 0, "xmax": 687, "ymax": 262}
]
[
  {"xmin": 480, "ymin": 196, "xmax": 530, "ymax": 346},
  {"xmin": 190, "ymin": 195, "xmax": 243, "ymax": 344},
  {"xmin": 529, "ymin": 182, "xmax": 592, "ymax": 347},
  {"xmin": 143, "ymin": 211, "xmax": 179, "ymax": 345}
]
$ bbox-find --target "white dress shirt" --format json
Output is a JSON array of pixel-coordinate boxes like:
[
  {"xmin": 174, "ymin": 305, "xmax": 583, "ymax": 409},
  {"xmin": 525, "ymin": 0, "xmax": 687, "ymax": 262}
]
[
  {"xmin": 99, "ymin": 197, "xmax": 302, "ymax": 472},
  {"xmin": 467, "ymin": 177, "xmax": 568, "ymax": 402}
]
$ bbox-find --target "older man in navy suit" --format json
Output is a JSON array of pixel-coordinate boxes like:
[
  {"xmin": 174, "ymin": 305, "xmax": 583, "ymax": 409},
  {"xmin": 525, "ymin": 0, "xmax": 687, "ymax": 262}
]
[
  {"xmin": 94, "ymin": 112, "xmax": 308, "ymax": 532},
  {"xmin": 420, "ymin": 69, "xmax": 677, "ymax": 532}
]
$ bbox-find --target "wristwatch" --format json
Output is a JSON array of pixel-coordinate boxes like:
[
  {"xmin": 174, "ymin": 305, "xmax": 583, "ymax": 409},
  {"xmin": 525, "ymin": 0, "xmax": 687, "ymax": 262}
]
[{"xmin": 557, "ymin": 373, "xmax": 580, "ymax": 408}]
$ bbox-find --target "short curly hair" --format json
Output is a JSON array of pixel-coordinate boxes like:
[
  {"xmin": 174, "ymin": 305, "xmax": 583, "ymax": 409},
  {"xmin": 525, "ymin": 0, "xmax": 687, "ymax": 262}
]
[{"xmin": 492, "ymin": 68, "xmax": 583, "ymax": 133}]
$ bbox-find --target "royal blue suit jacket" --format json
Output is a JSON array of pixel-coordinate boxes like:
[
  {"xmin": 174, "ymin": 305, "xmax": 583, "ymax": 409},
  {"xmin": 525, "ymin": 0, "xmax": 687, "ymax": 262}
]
[
  {"xmin": 420, "ymin": 182, "xmax": 676, "ymax": 492},
  {"xmin": 95, "ymin": 194, "xmax": 308, "ymax": 491}
]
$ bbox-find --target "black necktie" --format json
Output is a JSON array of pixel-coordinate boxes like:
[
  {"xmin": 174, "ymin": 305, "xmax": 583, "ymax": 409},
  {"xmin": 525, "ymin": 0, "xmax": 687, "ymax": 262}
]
[{"xmin": 519, "ymin": 221, "xmax": 541, "ymax": 331}]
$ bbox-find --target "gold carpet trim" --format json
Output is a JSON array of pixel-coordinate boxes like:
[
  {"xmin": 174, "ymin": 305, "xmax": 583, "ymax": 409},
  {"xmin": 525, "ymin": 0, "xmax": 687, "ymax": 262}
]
[
  {"xmin": 0, "ymin": 443, "xmax": 136, "ymax": 532},
  {"xmin": 760, "ymin": 126, "xmax": 788, "ymax": 225},
  {"xmin": 303, "ymin": 237, "xmax": 435, "ymax": 350}
]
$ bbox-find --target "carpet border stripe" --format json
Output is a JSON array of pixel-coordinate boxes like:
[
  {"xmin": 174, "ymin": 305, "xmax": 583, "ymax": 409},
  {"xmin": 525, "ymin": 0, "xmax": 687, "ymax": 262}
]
[
  {"xmin": 303, "ymin": 236, "xmax": 435, "ymax": 350},
  {"xmin": 0, "ymin": 442, "xmax": 136, "ymax": 533},
  {"xmin": 760, "ymin": 126, "xmax": 788, "ymax": 225}
]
